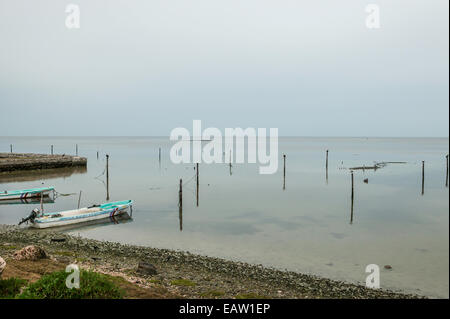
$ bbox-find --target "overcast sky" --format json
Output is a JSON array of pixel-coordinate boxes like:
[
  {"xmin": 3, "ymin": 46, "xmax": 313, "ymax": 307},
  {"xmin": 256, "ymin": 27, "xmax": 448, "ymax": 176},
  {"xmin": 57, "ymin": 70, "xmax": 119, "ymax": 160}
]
[{"xmin": 0, "ymin": 0, "xmax": 448, "ymax": 137}]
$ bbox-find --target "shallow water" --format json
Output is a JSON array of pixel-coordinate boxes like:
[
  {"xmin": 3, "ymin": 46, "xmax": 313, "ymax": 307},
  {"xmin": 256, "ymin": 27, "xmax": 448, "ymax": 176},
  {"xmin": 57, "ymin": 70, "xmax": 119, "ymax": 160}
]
[{"xmin": 0, "ymin": 137, "xmax": 448, "ymax": 298}]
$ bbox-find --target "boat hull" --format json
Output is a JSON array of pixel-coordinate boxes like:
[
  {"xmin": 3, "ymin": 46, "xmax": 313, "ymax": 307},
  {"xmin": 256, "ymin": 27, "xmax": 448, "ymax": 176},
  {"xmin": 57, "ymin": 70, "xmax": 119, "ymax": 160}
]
[
  {"xmin": 30, "ymin": 200, "xmax": 132, "ymax": 229},
  {"xmin": 0, "ymin": 187, "xmax": 54, "ymax": 201}
]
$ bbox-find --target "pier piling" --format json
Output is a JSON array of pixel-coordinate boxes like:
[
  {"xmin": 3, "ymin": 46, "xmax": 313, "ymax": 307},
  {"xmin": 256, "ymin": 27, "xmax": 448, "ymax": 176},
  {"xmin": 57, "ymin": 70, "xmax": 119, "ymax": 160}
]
[
  {"xmin": 350, "ymin": 170, "xmax": 354, "ymax": 224},
  {"xmin": 229, "ymin": 151, "xmax": 232, "ymax": 176},
  {"xmin": 326, "ymin": 150, "xmax": 329, "ymax": 184},
  {"xmin": 446, "ymin": 155, "xmax": 448, "ymax": 188},
  {"xmin": 283, "ymin": 154, "xmax": 286, "ymax": 190},
  {"xmin": 106, "ymin": 154, "xmax": 110, "ymax": 200},
  {"xmin": 179, "ymin": 179, "xmax": 183, "ymax": 231},
  {"xmin": 196, "ymin": 163, "xmax": 199, "ymax": 207},
  {"xmin": 40, "ymin": 192, "xmax": 44, "ymax": 214},
  {"xmin": 10, "ymin": 145, "xmax": 12, "ymax": 153},
  {"xmin": 51, "ymin": 145, "xmax": 53, "ymax": 155},
  {"xmin": 422, "ymin": 161, "xmax": 425, "ymax": 195},
  {"xmin": 76, "ymin": 144, "xmax": 78, "ymax": 156},
  {"xmin": 77, "ymin": 190, "xmax": 82, "ymax": 209},
  {"xmin": 159, "ymin": 148, "xmax": 161, "ymax": 164}
]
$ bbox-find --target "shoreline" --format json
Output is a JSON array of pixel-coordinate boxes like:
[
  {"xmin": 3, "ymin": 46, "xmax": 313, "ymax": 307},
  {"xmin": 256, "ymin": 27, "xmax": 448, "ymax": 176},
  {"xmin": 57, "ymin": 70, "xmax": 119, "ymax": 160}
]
[{"xmin": 0, "ymin": 224, "xmax": 423, "ymax": 299}]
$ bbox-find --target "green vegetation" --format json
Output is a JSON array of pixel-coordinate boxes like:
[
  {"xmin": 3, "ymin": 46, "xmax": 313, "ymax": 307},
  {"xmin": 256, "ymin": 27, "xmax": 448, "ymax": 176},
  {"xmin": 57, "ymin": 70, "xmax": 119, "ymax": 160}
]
[
  {"xmin": 235, "ymin": 293, "xmax": 268, "ymax": 299},
  {"xmin": 170, "ymin": 278, "xmax": 196, "ymax": 287},
  {"xmin": 200, "ymin": 290, "xmax": 225, "ymax": 297},
  {"xmin": 52, "ymin": 250, "xmax": 76, "ymax": 257},
  {"xmin": 18, "ymin": 270, "xmax": 124, "ymax": 299},
  {"xmin": 2, "ymin": 245, "xmax": 19, "ymax": 250},
  {"xmin": 0, "ymin": 278, "xmax": 28, "ymax": 298}
]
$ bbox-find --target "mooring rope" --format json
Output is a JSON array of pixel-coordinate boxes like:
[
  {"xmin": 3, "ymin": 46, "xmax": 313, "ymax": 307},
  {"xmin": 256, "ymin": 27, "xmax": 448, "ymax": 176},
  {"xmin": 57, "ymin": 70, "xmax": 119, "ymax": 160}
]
[{"xmin": 94, "ymin": 167, "xmax": 106, "ymax": 179}]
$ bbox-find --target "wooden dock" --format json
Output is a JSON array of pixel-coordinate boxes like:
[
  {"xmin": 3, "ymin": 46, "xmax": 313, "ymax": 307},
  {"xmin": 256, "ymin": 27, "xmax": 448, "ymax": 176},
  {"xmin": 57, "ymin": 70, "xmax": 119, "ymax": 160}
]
[{"xmin": 0, "ymin": 153, "xmax": 87, "ymax": 172}]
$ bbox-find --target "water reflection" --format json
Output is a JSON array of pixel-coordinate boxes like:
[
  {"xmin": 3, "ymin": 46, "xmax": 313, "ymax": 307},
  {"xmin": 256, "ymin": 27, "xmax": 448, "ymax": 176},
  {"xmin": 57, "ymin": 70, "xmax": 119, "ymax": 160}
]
[
  {"xmin": 28, "ymin": 214, "xmax": 133, "ymax": 234},
  {"xmin": 0, "ymin": 197, "xmax": 54, "ymax": 205},
  {"xmin": 0, "ymin": 166, "xmax": 87, "ymax": 183}
]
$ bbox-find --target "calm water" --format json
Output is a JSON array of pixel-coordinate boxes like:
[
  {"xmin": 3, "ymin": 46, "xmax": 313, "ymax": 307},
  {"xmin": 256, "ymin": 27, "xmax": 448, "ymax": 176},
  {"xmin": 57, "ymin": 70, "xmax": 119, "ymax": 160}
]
[{"xmin": 0, "ymin": 137, "xmax": 448, "ymax": 298}]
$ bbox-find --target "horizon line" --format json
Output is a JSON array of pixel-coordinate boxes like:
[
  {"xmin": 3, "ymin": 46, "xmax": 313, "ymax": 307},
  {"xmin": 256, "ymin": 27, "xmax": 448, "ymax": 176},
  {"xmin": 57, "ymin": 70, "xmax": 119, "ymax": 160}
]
[{"xmin": 0, "ymin": 136, "xmax": 449, "ymax": 139}]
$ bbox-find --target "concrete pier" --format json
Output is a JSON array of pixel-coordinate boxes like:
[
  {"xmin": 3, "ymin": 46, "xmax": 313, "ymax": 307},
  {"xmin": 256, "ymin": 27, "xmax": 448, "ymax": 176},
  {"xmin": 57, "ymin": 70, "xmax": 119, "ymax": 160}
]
[{"xmin": 0, "ymin": 153, "xmax": 87, "ymax": 172}]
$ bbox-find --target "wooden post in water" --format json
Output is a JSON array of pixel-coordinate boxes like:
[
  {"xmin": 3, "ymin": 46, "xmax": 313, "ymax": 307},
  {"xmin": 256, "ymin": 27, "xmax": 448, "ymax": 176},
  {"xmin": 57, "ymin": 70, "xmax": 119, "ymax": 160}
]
[
  {"xmin": 350, "ymin": 170, "xmax": 354, "ymax": 224},
  {"xmin": 326, "ymin": 150, "xmax": 329, "ymax": 184},
  {"xmin": 283, "ymin": 154, "xmax": 286, "ymax": 190},
  {"xmin": 40, "ymin": 192, "xmax": 44, "ymax": 214},
  {"xmin": 422, "ymin": 161, "xmax": 425, "ymax": 196},
  {"xmin": 97, "ymin": 151, "xmax": 99, "ymax": 160},
  {"xmin": 106, "ymin": 154, "xmax": 110, "ymax": 200},
  {"xmin": 77, "ymin": 190, "xmax": 82, "ymax": 209},
  {"xmin": 159, "ymin": 148, "xmax": 161, "ymax": 164},
  {"xmin": 179, "ymin": 179, "xmax": 183, "ymax": 231},
  {"xmin": 229, "ymin": 151, "xmax": 232, "ymax": 176},
  {"xmin": 446, "ymin": 155, "xmax": 449, "ymax": 188},
  {"xmin": 76, "ymin": 144, "xmax": 78, "ymax": 156},
  {"xmin": 51, "ymin": 145, "xmax": 53, "ymax": 155},
  {"xmin": 196, "ymin": 163, "xmax": 199, "ymax": 207},
  {"xmin": 10, "ymin": 144, "xmax": 12, "ymax": 153}
]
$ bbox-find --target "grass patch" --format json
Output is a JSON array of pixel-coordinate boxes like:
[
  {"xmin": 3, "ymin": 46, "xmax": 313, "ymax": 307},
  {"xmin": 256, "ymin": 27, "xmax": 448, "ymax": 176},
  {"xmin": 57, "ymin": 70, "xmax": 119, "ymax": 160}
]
[
  {"xmin": 235, "ymin": 293, "xmax": 268, "ymax": 299},
  {"xmin": 200, "ymin": 290, "xmax": 225, "ymax": 297},
  {"xmin": 2, "ymin": 245, "xmax": 19, "ymax": 250},
  {"xmin": 171, "ymin": 279, "xmax": 196, "ymax": 287},
  {"xmin": 18, "ymin": 269, "xmax": 124, "ymax": 299},
  {"xmin": 53, "ymin": 251, "xmax": 76, "ymax": 257},
  {"xmin": 0, "ymin": 278, "xmax": 28, "ymax": 298}
]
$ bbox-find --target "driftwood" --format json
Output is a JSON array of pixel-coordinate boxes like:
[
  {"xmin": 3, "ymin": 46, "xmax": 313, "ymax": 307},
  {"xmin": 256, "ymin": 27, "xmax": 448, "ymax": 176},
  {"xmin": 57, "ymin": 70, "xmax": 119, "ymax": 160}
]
[
  {"xmin": 0, "ymin": 153, "xmax": 87, "ymax": 172},
  {"xmin": 349, "ymin": 161, "xmax": 407, "ymax": 171}
]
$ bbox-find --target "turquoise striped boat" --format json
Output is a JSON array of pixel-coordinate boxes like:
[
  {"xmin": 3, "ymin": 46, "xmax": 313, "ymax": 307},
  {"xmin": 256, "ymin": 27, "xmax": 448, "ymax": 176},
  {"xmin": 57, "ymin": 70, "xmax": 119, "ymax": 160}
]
[
  {"xmin": 29, "ymin": 200, "xmax": 133, "ymax": 229},
  {"xmin": 0, "ymin": 187, "xmax": 55, "ymax": 201}
]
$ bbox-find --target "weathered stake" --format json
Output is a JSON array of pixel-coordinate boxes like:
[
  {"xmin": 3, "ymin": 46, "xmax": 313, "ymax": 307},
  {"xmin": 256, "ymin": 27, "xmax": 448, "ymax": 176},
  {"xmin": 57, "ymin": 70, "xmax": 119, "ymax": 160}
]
[
  {"xmin": 283, "ymin": 154, "xmax": 286, "ymax": 190},
  {"xmin": 76, "ymin": 144, "xmax": 78, "ymax": 156},
  {"xmin": 159, "ymin": 148, "xmax": 161, "ymax": 164},
  {"xmin": 77, "ymin": 190, "xmax": 82, "ymax": 209},
  {"xmin": 196, "ymin": 163, "xmax": 199, "ymax": 207},
  {"xmin": 422, "ymin": 161, "xmax": 425, "ymax": 196},
  {"xmin": 40, "ymin": 192, "xmax": 44, "ymax": 214},
  {"xmin": 326, "ymin": 150, "xmax": 329, "ymax": 184},
  {"xmin": 350, "ymin": 170, "xmax": 354, "ymax": 224},
  {"xmin": 51, "ymin": 145, "xmax": 53, "ymax": 155},
  {"xmin": 10, "ymin": 144, "xmax": 12, "ymax": 153},
  {"xmin": 229, "ymin": 151, "xmax": 232, "ymax": 176},
  {"xmin": 446, "ymin": 155, "xmax": 448, "ymax": 188},
  {"xmin": 179, "ymin": 179, "xmax": 183, "ymax": 231},
  {"xmin": 106, "ymin": 154, "xmax": 110, "ymax": 200},
  {"xmin": 97, "ymin": 151, "xmax": 99, "ymax": 160}
]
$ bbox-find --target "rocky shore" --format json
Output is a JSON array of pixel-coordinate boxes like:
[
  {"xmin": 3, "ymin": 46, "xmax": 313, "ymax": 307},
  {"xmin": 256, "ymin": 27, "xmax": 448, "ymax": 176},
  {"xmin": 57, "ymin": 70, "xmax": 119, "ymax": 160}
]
[{"xmin": 0, "ymin": 225, "xmax": 423, "ymax": 299}]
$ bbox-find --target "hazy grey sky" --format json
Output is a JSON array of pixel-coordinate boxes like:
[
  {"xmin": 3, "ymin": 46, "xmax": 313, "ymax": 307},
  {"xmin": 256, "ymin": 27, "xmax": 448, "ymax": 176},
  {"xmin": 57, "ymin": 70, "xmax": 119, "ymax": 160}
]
[{"xmin": 0, "ymin": 0, "xmax": 448, "ymax": 136}]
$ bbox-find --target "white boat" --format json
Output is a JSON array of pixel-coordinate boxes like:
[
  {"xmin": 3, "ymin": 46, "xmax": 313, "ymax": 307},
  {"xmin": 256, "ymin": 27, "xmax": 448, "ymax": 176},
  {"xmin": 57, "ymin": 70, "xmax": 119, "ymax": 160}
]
[
  {"xmin": 0, "ymin": 187, "xmax": 55, "ymax": 201},
  {"xmin": 20, "ymin": 200, "xmax": 133, "ymax": 229}
]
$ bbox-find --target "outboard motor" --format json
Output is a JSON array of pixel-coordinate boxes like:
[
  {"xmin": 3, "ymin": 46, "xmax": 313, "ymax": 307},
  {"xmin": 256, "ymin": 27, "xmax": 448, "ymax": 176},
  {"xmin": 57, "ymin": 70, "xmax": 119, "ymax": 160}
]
[{"xmin": 18, "ymin": 209, "xmax": 40, "ymax": 225}]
